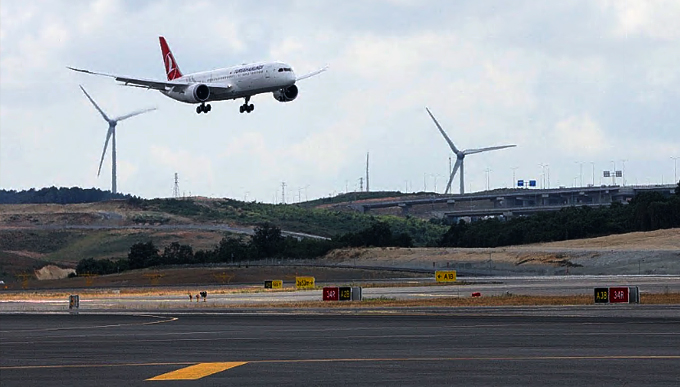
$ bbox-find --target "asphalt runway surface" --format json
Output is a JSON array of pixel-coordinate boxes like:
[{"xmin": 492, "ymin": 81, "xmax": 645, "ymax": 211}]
[{"xmin": 1, "ymin": 308, "xmax": 679, "ymax": 386}]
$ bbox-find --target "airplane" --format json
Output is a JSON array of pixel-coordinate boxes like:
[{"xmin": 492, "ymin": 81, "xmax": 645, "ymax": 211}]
[{"xmin": 68, "ymin": 36, "xmax": 328, "ymax": 114}]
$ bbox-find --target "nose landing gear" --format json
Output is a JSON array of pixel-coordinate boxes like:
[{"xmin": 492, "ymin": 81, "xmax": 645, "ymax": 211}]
[
  {"xmin": 196, "ymin": 103, "xmax": 212, "ymax": 114},
  {"xmin": 239, "ymin": 96, "xmax": 254, "ymax": 113}
]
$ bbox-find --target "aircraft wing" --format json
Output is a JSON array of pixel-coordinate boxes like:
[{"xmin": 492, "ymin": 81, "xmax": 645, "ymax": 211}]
[
  {"xmin": 202, "ymin": 83, "xmax": 234, "ymax": 95},
  {"xmin": 296, "ymin": 65, "xmax": 329, "ymax": 82},
  {"xmin": 68, "ymin": 67, "xmax": 189, "ymax": 91}
]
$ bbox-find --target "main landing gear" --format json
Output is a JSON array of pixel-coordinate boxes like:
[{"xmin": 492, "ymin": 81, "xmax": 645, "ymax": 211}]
[
  {"xmin": 239, "ymin": 97, "xmax": 254, "ymax": 113},
  {"xmin": 196, "ymin": 103, "xmax": 211, "ymax": 114}
]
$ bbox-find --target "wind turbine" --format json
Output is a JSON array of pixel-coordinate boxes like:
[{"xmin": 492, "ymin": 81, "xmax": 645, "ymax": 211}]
[
  {"xmin": 426, "ymin": 107, "xmax": 516, "ymax": 194},
  {"xmin": 79, "ymin": 85, "xmax": 156, "ymax": 194}
]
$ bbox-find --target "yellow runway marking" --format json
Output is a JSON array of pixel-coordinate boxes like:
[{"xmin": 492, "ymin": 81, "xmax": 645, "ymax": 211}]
[{"xmin": 147, "ymin": 362, "xmax": 247, "ymax": 381}]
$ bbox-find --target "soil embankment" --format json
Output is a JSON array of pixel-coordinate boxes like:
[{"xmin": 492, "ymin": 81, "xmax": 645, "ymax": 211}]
[{"xmin": 318, "ymin": 229, "xmax": 680, "ymax": 276}]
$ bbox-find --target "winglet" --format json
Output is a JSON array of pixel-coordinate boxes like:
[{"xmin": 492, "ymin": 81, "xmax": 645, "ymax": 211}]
[{"xmin": 159, "ymin": 36, "xmax": 183, "ymax": 81}]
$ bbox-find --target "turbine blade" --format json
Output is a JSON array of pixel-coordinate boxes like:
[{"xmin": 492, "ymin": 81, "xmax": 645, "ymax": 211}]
[
  {"xmin": 464, "ymin": 145, "xmax": 516, "ymax": 155},
  {"xmin": 445, "ymin": 158, "xmax": 463, "ymax": 194},
  {"xmin": 113, "ymin": 107, "xmax": 157, "ymax": 122},
  {"xmin": 425, "ymin": 107, "xmax": 461, "ymax": 155},
  {"xmin": 97, "ymin": 126, "xmax": 114, "ymax": 177},
  {"xmin": 79, "ymin": 85, "xmax": 110, "ymax": 122}
]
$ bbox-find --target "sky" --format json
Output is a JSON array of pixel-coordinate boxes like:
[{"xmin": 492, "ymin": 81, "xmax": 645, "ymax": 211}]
[{"xmin": 1, "ymin": 0, "xmax": 679, "ymax": 202}]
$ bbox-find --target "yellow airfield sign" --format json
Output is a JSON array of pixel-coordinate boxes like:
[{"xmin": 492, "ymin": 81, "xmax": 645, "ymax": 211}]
[
  {"xmin": 295, "ymin": 276, "xmax": 315, "ymax": 289},
  {"xmin": 435, "ymin": 270, "xmax": 457, "ymax": 282},
  {"xmin": 272, "ymin": 280, "xmax": 283, "ymax": 289}
]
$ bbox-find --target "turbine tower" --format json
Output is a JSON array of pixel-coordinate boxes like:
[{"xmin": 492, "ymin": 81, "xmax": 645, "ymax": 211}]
[
  {"xmin": 79, "ymin": 85, "xmax": 156, "ymax": 194},
  {"xmin": 425, "ymin": 107, "xmax": 516, "ymax": 194}
]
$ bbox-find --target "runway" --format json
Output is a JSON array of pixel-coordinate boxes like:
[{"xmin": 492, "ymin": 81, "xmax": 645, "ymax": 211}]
[
  {"xmin": 1, "ymin": 309, "xmax": 679, "ymax": 386},
  {"xmin": 2, "ymin": 275, "xmax": 679, "ymax": 313}
]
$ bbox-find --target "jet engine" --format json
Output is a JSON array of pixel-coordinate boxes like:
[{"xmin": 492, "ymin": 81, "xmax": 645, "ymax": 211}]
[
  {"xmin": 273, "ymin": 85, "xmax": 298, "ymax": 102},
  {"xmin": 185, "ymin": 83, "xmax": 210, "ymax": 102}
]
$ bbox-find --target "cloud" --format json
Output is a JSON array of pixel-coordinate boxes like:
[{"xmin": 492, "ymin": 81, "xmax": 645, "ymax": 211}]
[
  {"xmin": 1, "ymin": 0, "xmax": 679, "ymax": 199},
  {"xmin": 604, "ymin": 0, "xmax": 680, "ymax": 40},
  {"xmin": 552, "ymin": 115, "xmax": 610, "ymax": 156}
]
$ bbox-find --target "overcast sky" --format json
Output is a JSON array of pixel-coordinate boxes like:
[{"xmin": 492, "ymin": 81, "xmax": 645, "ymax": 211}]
[{"xmin": 1, "ymin": 0, "xmax": 679, "ymax": 202}]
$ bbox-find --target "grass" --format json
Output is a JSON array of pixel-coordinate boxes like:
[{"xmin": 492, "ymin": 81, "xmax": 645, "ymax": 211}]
[
  {"xmin": 2, "ymin": 288, "xmax": 679, "ymax": 307},
  {"xmin": 227, "ymin": 293, "xmax": 680, "ymax": 308}
]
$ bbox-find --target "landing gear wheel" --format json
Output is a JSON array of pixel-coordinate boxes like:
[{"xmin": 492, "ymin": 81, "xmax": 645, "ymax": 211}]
[
  {"xmin": 239, "ymin": 97, "xmax": 252, "ymax": 114},
  {"xmin": 196, "ymin": 103, "xmax": 210, "ymax": 114}
]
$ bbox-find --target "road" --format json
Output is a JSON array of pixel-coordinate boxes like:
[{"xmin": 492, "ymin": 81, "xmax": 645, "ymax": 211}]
[
  {"xmin": 1, "ymin": 223, "xmax": 329, "ymax": 240},
  {"xmin": 1, "ymin": 309, "xmax": 679, "ymax": 386}
]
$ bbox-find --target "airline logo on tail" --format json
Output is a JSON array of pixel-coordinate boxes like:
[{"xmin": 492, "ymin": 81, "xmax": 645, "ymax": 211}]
[{"xmin": 159, "ymin": 36, "xmax": 182, "ymax": 80}]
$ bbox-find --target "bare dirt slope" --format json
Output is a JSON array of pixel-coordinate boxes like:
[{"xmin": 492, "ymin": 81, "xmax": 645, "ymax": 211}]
[
  {"xmin": 0, "ymin": 201, "xmax": 191, "ymax": 228},
  {"xmin": 319, "ymin": 228, "xmax": 680, "ymax": 276}
]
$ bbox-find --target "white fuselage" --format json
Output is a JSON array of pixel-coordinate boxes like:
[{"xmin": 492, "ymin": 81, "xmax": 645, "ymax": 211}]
[{"xmin": 161, "ymin": 61, "xmax": 296, "ymax": 103}]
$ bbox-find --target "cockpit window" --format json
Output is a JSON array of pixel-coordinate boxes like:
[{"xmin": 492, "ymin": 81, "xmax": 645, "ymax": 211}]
[{"xmin": 278, "ymin": 68, "xmax": 283, "ymax": 72}]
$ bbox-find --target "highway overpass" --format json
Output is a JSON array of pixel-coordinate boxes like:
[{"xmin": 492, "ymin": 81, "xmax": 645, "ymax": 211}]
[{"xmin": 349, "ymin": 184, "xmax": 676, "ymax": 221}]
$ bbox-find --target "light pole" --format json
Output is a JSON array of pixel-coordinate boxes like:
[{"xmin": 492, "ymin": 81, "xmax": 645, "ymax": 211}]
[
  {"xmin": 484, "ymin": 168, "xmax": 492, "ymax": 191},
  {"xmin": 672, "ymin": 157, "xmax": 679, "ymax": 183},
  {"xmin": 620, "ymin": 159, "xmax": 628, "ymax": 186},
  {"xmin": 590, "ymin": 162, "xmax": 595, "ymax": 186},
  {"xmin": 539, "ymin": 163, "xmax": 549, "ymax": 189},
  {"xmin": 511, "ymin": 167, "xmax": 518, "ymax": 189},
  {"xmin": 430, "ymin": 174, "xmax": 441, "ymax": 193},
  {"xmin": 575, "ymin": 161, "xmax": 584, "ymax": 187}
]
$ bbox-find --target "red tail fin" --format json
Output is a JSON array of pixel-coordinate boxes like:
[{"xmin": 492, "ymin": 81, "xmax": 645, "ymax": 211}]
[{"xmin": 159, "ymin": 36, "xmax": 183, "ymax": 80}]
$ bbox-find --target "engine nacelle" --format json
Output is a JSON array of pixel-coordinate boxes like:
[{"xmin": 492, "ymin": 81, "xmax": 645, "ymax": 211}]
[
  {"xmin": 185, "ymin": 83, "xmax": 210, "ymax": 102},
  {"xmin": 273, "ymin": 85, "xmax": 298, "ymax": 102}
]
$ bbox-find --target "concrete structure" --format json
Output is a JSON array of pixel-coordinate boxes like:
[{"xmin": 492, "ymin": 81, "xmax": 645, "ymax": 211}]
[{"xmin": 351, "ymin": 184, "xmax": 677, "ymax": 221}]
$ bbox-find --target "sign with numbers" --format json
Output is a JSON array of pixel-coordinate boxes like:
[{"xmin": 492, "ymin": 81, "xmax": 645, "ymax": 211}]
[
  {"xmin": 608, "ymin": 287, "xmax": 629, "ymax": 303},
  {"xmin": 323, "ymin": 287, "xmax": 339, "ymax": 301},
  {"xmin": 264, "ymin": 280, "xmax": 273, "ymax": 289},
  {"xmin": 435, "ymin": 270, "xmax": 457, "ymax": 282},
  {"xmin": 594, "ymin": 288, "xmax": 609, "ymax": 304},
  {"xmin": 296, "ymin": 277, "xmax": 315, "ymax": 289},
  {"xmin": 271, "ymin": 280, "xmax": 283, "ymax": 289},
  {"xmin": 594, "ymin": 287, "xmax": 638, "ymax": 304},
  {"xmin": 339, "ymin": 287, "xmax": 352, "ymax": 301}
]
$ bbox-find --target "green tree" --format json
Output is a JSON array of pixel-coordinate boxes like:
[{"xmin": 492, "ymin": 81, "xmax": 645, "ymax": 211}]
[
  {"xmin": 215, "ymin": 237, "xmax": 251, "ymax": 262},
  {"xmin": 127, "ymin": 241, "xmax": 160, "ymax": 269},
  {"xmin": 161, "ymin": 242, "xmax": 194, "ymax": 265},
  {"xmin": 252, "ymin": 222, "xmax": 284, "ymax": 258}
]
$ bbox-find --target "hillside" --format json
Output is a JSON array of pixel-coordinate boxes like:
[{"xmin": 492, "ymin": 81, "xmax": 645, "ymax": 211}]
[
  {"xmin": 0, "ymin": 198, "xmax": 447, "ymax": 279},
  {"xmin": 320, "ymin": 228, "xmax": 680, "ymax": 276},
  {"xmin": 1, "ymin": 197, "xmax": 678, "ymax": 282}
]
